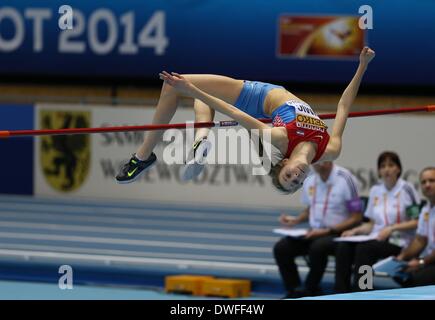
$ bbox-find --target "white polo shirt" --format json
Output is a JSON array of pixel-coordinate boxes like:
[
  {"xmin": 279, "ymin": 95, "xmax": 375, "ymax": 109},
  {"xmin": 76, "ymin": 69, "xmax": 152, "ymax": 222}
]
[
  {"xmin": 301, "ymin": 165, "xmax": 360, "ymax": 229},
  {"xmin": 416, "ymin": 203, "xmax": 435, "ymax": 257},
  {"xmin": 365, "ymin": 178, "xmax": 420, "ymax": 247}
]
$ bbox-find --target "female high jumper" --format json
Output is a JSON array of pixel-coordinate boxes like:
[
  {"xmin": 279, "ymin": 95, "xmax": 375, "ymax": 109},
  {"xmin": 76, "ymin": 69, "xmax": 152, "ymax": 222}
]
[{"xmin": 116, "ymin": 47, "xmax": 375, "ymax": 193}]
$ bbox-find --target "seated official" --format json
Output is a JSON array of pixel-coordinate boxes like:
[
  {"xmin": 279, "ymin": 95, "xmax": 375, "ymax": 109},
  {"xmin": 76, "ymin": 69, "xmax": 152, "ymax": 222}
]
[
  {"xmin": 395, "ymin": 167, "xmax": 435, "ymax": 287},
  {"xmin": 273, "ymin": 161, "xmax": 362, "ymax": 298},
  {"xmin": 334, "ymin": 151, "xmax": 420, "ymax": 292}
]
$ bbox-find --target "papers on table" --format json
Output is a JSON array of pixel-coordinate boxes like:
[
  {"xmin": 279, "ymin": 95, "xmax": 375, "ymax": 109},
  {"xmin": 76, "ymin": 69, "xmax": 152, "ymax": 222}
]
[
  {"xmin": 372, "ymin": 256, "xmax": 409, "ymax": 280},
  {"xmin": 273, "ymin": 228, "xmax": 308, "ymax": 238},
  {"xmin": 333, "ymin": 235, "xmax": 377, "ymax": 242}
]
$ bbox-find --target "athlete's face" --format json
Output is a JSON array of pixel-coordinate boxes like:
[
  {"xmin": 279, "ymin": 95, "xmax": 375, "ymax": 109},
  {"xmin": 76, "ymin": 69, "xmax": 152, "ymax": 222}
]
[
  {"xmin": 378, "ymin": 158, "xmax": 400, "ymax": 186},
  {"xmin": 278, "ymin": 160, "xmax": 309, "ymax": 193}
]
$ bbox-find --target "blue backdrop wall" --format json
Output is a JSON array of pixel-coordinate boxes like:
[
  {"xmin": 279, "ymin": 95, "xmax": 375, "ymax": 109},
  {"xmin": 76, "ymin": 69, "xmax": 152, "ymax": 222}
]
[
  {"xmin": 0, "ymin": 0, "xmax": 434, "ymax": 85},
  {"xmin": 0, "ymin": 105, "xmax": 34, "ymax": 195}
]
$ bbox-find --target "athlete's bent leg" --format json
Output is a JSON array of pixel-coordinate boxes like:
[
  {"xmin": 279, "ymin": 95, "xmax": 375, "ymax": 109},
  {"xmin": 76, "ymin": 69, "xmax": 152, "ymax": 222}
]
[
  {"xmin": 116, "ymin": 74, "xmax": 243, "ymax": 184},
  {"xmin": 136, "ymin": 74, "xmax": 243, "ymax": 160}
]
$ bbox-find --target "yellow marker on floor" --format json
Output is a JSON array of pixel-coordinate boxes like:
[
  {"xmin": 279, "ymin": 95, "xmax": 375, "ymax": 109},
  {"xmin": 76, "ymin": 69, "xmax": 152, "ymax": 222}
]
[
  {"xmin": 202, "ymin": 278, "xmax": 251, "ymax": 298},
  {"xmin": 165, "ymin": 275, "xmax": 215, "ymax": 296}
]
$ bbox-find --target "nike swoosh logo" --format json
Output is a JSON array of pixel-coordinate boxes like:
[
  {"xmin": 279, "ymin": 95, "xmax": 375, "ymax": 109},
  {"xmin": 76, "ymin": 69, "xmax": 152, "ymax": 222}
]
[
  {"xmin": 127, "ymin": 168, "xmax": 138, "ymax": 177},
  {"xmin": 314, "ymin": 135, "xmax": 323, "ymax": 140}
]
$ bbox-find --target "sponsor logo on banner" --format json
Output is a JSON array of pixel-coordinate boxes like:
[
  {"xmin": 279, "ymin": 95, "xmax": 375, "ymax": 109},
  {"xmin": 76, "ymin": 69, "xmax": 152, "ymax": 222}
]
[
  {"xmin": 278, "ymin": 15, "xmax": 365, "ymax": 59},
  {"xmin": 39, "ymin": 110, "xmax": 91, "ymax": 192}
]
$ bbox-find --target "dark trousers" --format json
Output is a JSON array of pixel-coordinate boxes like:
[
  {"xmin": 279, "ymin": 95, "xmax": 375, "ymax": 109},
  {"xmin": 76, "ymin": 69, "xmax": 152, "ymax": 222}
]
[
  {"xmin": 273, "ymin": 235, "xmax": 336, "ymax": 293},
  {"xmin": 395, "ymin": 264, "xmax": 435, "ymax": 287},
  {"xmin": 335, "ymin": 240, "xmax": 401, "ymax": 293}
]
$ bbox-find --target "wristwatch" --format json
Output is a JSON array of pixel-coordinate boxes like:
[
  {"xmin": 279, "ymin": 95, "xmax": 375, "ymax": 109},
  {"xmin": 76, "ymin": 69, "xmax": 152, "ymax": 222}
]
[{"xmin": 418, "ymin": 258, "xmax": 425, "ymax": 267}]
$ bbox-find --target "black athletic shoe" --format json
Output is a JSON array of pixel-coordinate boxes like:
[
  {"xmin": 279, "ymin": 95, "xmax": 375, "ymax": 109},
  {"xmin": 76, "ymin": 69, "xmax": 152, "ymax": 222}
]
[
  {"xmin": 281, "ymin": 287, "xmax": 323, "ymax": 299},
  {"xmin": 115, "ymin": 153, "xmax": 157, "ymax": 184}
]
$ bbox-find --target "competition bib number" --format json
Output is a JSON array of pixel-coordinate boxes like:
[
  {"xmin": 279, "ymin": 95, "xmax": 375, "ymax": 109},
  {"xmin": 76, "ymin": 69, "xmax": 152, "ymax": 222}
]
[{"xmin": 287, "ymin": 101, "xmax": 327, "ymax": 132}]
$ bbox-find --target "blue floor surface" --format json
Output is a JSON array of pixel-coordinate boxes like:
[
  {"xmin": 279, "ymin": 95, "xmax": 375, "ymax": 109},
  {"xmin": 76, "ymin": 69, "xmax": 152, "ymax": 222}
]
[
  {"xmin": 0, "ymin": 280, "xmax": 274, "ymax": 300},
  {"xmin": 299, "ymin": 285, "xmax": 435, "ymax": 300}
]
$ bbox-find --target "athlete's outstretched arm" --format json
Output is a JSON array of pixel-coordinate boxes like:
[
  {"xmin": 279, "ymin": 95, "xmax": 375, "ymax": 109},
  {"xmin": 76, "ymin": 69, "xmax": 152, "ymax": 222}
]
[
  {"xmin": 159, "ymin": 71, "xmax": 270, "ymax": 132},
  {"xmin": 324, "ymin": 47, "xmax": 375, "ymax": 160}
]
